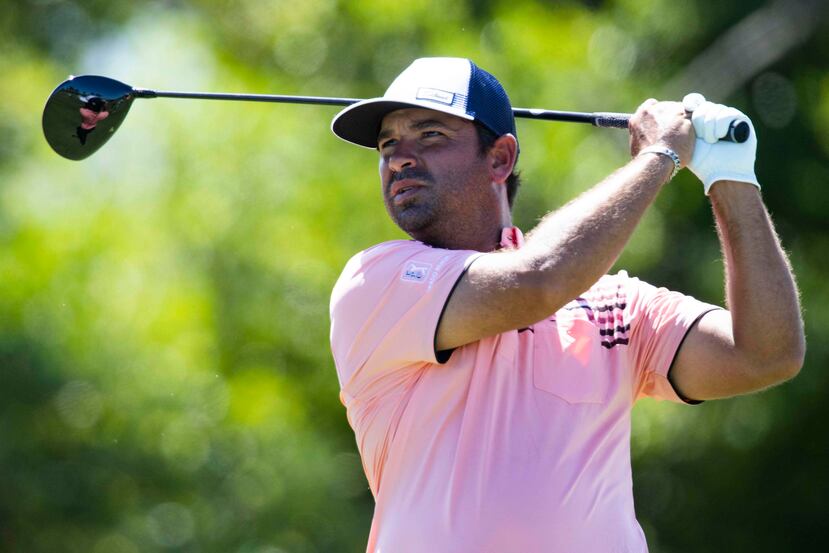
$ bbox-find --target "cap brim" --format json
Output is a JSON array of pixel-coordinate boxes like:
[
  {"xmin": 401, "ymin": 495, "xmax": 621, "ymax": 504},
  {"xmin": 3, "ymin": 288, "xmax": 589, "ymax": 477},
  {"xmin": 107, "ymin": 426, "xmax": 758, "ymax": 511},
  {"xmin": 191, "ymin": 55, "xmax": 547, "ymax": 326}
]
[{"xmin": 331, "ymin": 98, "xmax": 474, "ymax": 149}]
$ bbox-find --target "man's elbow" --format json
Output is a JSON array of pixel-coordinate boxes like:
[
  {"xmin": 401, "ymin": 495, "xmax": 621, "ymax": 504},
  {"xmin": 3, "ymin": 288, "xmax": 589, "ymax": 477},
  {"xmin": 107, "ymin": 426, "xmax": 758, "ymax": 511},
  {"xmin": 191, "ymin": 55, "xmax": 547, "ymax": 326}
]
[
  {"xmin": 755, "ymin": 334, "xmax": 806, "ymax": 386},
  {"xmin": 779, "ymin": 334, "xmax": 806, "ymax": 381}
]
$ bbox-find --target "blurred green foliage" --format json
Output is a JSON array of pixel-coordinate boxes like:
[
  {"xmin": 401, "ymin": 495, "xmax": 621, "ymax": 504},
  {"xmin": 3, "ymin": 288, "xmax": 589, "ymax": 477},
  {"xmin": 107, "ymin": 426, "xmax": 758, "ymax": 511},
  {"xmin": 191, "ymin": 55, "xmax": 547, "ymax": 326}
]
[{"xmin": 1, "ymin": 1, "xmax": 827, "ymax": 551}]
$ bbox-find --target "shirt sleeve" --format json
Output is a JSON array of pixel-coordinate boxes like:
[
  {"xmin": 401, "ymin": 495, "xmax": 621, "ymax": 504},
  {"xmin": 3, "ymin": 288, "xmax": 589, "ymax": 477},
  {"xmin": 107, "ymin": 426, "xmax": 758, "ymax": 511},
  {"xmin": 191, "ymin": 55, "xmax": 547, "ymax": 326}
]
[
  {"xmin": 329, "ymin": 240, "xmax": 481, "ymax": 403},
  {"xmin": 622, "ymin": 273, "xmax": 721, "ymax": 403}
]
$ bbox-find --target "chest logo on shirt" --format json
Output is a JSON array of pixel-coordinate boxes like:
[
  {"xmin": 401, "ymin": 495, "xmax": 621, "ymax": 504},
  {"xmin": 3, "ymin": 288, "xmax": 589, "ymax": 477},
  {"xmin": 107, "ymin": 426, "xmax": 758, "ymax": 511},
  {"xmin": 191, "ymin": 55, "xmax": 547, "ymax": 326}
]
[
  {"xmin": 401, "ymin": 261, "xmax": 432, "ymax": 283},
  {"xmin": 564, "ymin": 293, "xmax": 630, "ymax": 349}
]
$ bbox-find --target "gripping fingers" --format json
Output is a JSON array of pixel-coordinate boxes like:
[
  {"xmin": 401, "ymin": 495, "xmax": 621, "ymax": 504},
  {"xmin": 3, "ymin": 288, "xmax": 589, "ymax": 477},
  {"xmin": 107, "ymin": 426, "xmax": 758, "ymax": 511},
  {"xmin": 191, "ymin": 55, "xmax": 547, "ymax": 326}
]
[
  {"xmin": 693, "ymin": 101, "xmax": 750, "ymax": 143},
  {"xmin": 634, "ymin": 98, "xmax": 658, "ymax": 116},
  {"xmin": 693, "ymin": 102, "xmax": 722, "ymax": 143},
  {"xmin": 704, "ymin": 104, "xmax": 721, "ymax": 143},
  {"xmin": 717, "ymin": 106, "xmax": 745, "ymax": 141},
  {"xmin": 682, "ymin": 92, "xmax": 706, "ymax": 112},
  {"xmin": 686, "ymin": 96, "xmax": 759, "ymax": 194}
]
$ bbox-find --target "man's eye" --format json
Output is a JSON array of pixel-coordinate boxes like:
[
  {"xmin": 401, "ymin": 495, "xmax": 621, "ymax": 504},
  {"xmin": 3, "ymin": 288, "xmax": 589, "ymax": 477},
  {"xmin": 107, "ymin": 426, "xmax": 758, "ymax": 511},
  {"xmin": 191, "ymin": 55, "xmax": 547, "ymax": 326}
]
[
  {"xmin": 378, "ymin": 139, "xmax": 396, "ymax": 150},
  {"xmin": 422, "ymin": 131, "xmax": 443, "ymax": 138}
]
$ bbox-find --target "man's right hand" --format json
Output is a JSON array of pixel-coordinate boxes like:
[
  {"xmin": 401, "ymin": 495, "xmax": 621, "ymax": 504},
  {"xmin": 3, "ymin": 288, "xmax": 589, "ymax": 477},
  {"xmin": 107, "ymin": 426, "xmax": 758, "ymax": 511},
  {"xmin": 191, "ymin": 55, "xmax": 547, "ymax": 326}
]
[{"xmin": 627, "ymin": 99, "xmax": 695, "ymax": 167}]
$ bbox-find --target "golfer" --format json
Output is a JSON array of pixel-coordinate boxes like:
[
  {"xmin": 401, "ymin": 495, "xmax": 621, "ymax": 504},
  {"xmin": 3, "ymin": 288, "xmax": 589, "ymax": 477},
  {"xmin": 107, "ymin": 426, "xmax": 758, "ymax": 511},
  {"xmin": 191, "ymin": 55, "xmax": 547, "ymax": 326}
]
[{"xmin": 329, "ymin": 58, "xmax": 804, "ymax": 552}]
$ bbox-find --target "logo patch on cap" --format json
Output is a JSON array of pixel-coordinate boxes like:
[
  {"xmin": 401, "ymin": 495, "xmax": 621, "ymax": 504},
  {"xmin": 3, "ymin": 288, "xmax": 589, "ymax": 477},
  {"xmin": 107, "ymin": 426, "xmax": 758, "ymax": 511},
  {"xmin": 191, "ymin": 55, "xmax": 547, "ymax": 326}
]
[
  {"xmin": 401, "ymin": 261, "xmax": 432, "ymax": 283},
  {"xmin": 416, "ymin": 88, "xmax": 455, "ymax": 106}
]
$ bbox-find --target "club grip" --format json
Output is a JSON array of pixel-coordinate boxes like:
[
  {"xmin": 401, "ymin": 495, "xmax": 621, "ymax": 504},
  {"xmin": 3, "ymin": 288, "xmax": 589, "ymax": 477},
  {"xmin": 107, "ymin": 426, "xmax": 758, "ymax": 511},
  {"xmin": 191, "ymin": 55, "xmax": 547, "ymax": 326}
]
[
  {"xmin": 592, "ymin": 112, "xmax": 750, "ymax": 143},
  {"xmin": 724, "ymin": 120, "xmax": 750, "ymax": 143},
  {"xmin": 593, "ymin": 112, "xmax": 630, "ymax": 129}
]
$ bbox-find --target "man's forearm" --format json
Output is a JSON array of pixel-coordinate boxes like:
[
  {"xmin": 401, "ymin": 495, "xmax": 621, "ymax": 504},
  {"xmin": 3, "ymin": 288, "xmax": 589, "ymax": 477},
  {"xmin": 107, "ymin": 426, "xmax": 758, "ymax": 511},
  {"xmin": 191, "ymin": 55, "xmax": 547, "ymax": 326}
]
[
  {"xmin": 434, "ymin": 100, "xmax": 692, "ymax": 352},
  {"xmin": 521, "ymin": 152, "xmax": 674, "ymax": 309},
  {"xmin": 709, "ymin": 181, "xmax": 805, "ymax": 377}
]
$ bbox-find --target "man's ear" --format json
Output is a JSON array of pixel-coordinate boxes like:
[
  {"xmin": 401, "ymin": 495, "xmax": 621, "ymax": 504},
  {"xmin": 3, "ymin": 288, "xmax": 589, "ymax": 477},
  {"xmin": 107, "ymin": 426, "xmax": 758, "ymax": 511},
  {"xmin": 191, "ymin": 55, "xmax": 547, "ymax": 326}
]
[{"xmin": 488, "ymin": 134, "xmax": 518, "ymax": 184}]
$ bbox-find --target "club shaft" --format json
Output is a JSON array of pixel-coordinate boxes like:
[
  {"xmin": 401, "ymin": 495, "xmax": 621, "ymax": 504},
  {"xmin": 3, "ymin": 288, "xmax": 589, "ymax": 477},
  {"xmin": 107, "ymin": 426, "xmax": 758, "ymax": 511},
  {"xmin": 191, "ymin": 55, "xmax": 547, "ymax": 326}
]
[
  {"xmin": 134, "ymin": 87, "xmax": 750, "ymax": 142},
  {"xmin": 135, "ymin": 88, "xmax": 628, "ymax": 126},
  {"xmin": 137, "ymin": 88, "xmax": 360, "ymax": 106}
]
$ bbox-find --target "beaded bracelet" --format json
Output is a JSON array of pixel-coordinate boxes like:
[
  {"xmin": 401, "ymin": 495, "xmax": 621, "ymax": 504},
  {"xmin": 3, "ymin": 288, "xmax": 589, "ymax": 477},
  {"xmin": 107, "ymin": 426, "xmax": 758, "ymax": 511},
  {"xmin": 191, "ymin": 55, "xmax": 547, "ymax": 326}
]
[{"xmin": 638, "ymin": 145, "xmax": 681, "ymax": 180}]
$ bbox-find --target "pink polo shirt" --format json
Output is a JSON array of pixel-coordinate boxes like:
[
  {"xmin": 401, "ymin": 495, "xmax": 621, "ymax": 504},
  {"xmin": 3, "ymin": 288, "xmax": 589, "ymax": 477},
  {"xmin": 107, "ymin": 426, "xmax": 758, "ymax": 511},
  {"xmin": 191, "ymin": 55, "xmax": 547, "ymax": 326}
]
[{"xmin": 330, "ymin": 237, "xmax": 717, "ymax": 553}]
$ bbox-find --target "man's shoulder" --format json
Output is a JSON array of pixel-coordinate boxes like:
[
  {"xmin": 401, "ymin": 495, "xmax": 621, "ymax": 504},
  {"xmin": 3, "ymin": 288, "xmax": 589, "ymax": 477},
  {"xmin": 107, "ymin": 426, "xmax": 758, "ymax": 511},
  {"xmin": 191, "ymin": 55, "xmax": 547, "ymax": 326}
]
[
  {"xmin": 349, "ymin": 239, "xmax": 426, "ymax": 262},
  {"xmin": 558, "ymin": 270, "xmax": 652, "ymax": 315},
  {"xmin": 337, "ymin": 240, "xmax": 430, "ymax": 280},
  {"xmin": 595, "ymin": 269, "xmax": 638, "ymax": 286},
  {"xmin": 331, "ymin": 240, "xmax": 433, "ymax": 303},
  {"xmin": 580, "ymin": 270, "xmax": 640, "ymax": 301},
  {"xmin": 330, "ymin": 239, "xmax": 481, "ymax": 315}
]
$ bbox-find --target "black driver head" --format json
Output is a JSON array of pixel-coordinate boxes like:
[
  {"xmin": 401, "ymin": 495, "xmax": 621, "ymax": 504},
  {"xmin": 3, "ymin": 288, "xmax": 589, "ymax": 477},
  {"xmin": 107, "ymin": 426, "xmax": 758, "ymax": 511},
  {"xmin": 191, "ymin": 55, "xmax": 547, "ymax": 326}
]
[{"xmin": 42, "ymin": 75, "xmax": 136, "ymax": 160}]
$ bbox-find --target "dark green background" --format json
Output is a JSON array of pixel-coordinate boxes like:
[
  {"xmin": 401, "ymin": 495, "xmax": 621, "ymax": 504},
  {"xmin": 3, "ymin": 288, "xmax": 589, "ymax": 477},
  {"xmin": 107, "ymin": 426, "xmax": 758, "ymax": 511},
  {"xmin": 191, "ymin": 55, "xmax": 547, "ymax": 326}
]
[{"xmin": 1, "ymin": 1, "xmax": 827, "ymax": 551}]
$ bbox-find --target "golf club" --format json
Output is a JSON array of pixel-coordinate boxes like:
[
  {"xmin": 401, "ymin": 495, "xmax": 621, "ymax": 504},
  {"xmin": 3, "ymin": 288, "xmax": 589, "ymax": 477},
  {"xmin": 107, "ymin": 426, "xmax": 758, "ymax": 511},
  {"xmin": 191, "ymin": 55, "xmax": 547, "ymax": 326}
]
[{"xmin": 42, "ymin": 75, "xmax": 750, "ymax": 161}]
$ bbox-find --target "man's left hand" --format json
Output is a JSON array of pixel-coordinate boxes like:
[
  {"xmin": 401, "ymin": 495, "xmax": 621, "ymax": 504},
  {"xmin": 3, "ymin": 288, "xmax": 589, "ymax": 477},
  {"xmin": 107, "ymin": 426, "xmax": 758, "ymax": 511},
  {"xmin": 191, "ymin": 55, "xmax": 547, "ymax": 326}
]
[{"xmin": 685, "ymin": 95, "xmax": 760, "ymax": 195}]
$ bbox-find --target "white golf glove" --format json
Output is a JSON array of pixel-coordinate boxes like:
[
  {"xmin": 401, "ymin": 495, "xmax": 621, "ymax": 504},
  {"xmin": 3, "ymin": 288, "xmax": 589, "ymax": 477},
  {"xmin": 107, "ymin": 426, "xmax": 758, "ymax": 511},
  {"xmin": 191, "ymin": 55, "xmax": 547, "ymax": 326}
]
[{"xmin": 683, "ymin": 93, "xmax": 760, "ymax": 195}]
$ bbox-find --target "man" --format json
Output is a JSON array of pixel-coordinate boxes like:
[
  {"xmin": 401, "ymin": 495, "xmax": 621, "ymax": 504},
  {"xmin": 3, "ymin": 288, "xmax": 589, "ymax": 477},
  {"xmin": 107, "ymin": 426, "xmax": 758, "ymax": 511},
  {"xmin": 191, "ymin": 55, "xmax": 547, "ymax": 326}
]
[{"xmin": 328, "ymin": 57, "xmax": 804, "ymax": 552}]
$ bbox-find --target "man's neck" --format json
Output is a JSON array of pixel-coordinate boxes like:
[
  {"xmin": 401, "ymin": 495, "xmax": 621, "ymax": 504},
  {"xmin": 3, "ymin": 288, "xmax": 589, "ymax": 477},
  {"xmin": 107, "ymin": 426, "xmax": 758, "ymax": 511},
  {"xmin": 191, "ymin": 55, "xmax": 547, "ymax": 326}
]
[{"xmin": 415, "ymin": 223, "xmax": 514, "ymax": 252}]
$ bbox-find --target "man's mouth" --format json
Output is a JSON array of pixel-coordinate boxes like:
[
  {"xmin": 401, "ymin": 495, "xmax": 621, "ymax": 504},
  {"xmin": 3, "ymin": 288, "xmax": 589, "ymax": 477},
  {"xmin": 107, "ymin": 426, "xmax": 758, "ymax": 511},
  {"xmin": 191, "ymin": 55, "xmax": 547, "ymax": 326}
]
[
  {"xmin": 390, "ymin": 179, "xmax": 424, "ymax": 201},
  {"xmin": 395, "ymin": 184, "xmax": 416, "ymax": 195},
  {"xmin": 393, "ymin": 188, "xmax": 422, "ymax": 206}
]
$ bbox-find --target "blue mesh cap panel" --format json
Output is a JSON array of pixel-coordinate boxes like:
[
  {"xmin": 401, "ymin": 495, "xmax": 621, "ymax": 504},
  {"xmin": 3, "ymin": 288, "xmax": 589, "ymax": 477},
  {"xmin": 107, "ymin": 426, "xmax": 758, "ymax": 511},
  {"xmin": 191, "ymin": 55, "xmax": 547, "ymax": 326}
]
[{"xmin": 466, "ymin": 62, "xmax": 517, "ymax": 140}]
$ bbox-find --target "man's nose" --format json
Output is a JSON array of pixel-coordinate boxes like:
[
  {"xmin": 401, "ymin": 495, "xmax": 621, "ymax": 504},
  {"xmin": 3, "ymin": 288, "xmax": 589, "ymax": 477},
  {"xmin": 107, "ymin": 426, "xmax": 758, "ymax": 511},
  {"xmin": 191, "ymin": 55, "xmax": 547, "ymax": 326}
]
[{"xmin": 388, "ymin": 141, "xmax": 418, "ymax": 173}]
